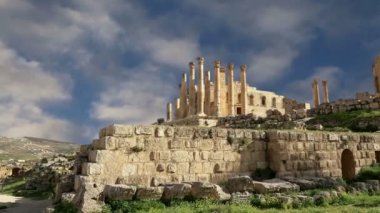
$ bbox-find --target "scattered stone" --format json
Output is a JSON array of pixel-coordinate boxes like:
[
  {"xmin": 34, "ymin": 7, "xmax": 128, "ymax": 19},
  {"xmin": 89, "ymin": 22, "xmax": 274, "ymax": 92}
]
[
  {"xmin": 162, "ymin": 183, "xmax": 192, "ymax": 200},
  {"xmin": 190, "ymin": 182, "xmax": 231, "ymax": 201},
  {"xmin": 104, "ymin": 184, "xmax": 137, "ymax": 201},
  {"xmin": 135, "ymin": 187, "xmax": 164, "ymax": 200}
]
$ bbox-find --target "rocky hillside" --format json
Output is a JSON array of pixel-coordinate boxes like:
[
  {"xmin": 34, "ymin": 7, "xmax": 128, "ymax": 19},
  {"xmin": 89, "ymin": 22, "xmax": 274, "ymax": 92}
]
[{"xmin": 0, "ymin": 136, "xmax": 80, "ymax": 161}]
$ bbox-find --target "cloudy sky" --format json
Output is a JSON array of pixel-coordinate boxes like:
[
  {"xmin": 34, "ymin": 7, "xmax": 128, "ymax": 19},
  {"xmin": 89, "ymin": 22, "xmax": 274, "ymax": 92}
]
[{"xmin": 0, "ymin": 0, "xmax": 379, "ymax": 143}]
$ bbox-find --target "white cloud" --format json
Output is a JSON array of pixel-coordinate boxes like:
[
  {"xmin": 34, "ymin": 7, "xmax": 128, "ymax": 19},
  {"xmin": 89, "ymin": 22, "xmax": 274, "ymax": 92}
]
[
  {"xmin": 90, "ymin": 64, "xmax": 176, "ymax": 124},
  {"xmin": 0, "ymin": 42, "xmax": 84, "ymax": 142}
]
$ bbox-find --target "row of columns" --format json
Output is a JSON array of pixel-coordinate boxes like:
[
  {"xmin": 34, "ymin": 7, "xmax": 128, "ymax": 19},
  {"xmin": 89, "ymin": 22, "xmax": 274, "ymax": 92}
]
[
  {"xmin": 312, "ymin": 79, "xmax": 330, "ymax": 108},
  {"xmin": 167, "ymin": 57, "xmax": 248, "ymax": 121}
]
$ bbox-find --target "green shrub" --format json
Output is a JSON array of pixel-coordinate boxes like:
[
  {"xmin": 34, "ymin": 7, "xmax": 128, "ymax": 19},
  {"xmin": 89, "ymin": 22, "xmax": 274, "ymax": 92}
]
[
  {"xmin": 105, "ymin": 200, "xmax": 165, "ymax": 213},
  {"xmin": 54, "ymin": 201, "xmax": 77, "ymax": 213},
  {"xmin": 250, "ymin": 195, "xmax": 282, "ymax": 209},
  {"xmin": 252, "ymin": 167, "xmax": 276, "ymax": 181},
  {"xmin": 354, "ymin": 164, "xmax": 380, "ymax": 181}
]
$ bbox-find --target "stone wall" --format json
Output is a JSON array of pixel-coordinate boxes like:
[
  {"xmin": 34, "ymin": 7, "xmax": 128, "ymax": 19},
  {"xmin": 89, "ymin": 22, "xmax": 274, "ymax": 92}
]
[
  {"xmin": 78, "ymin": 125, "xmax": 380, "ymax": 187},
  {"xmin": 81, "ymin": 125, "xmax": 268, "ymax": 188},
  {"xmin": 268, "ymin": 131, "xmax": 380, "ymax": 178},
  {"xmin": 73, "ymin": 124, "xmax": 380, "ymax": 212}
]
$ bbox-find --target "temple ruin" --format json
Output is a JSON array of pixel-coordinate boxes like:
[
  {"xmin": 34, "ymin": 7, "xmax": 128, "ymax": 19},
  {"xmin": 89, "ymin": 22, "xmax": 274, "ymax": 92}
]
[{"xmin": 167, "ymin": 57, "xmax": 293, "ymax": 121}]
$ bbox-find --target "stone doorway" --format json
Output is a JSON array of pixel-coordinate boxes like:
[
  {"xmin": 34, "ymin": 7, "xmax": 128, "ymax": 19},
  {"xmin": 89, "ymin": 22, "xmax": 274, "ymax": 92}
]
[
  {"xmin": 341, "ymin": 149, "xmax": 355, "ymax": 180},
  {"xmin": 375, "ymin": 151, "xmax": 380, "ymax": 163},
  {"xmin": 236, "ymin": 107, "xmax": 242, "ymax": 115}
]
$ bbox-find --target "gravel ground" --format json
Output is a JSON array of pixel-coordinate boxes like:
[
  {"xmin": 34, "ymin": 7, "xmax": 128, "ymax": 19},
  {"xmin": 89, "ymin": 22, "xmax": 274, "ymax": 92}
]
[{"xmin": 0, "ymin": 194, "xmax": 51, "ymax": 213}]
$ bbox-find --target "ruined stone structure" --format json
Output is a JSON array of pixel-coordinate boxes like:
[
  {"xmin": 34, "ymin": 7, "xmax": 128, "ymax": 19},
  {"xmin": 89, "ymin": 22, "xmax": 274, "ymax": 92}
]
[
  {"xmin": 167, "ymin": 57, "xmax": 289, "ymax": 120},
  {"xmin": 373, "ymin": 56, "xmax": 380, "ymax": 95},
  {"xmin": 311, "ymin": 56, "xmax": 380, "ymax": 114},
  {"xmin": 73, "ymin": 124, "xmax": 380, "ymax": 212},
  {"xmin": 311, "ymin": 79, "xmax": 330, "ymax": 108}
]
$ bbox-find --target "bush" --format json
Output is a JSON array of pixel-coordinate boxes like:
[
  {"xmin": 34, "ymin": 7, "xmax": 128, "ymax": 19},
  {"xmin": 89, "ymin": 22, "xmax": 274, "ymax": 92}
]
[
  {"xmin": 354, "ymin": 164, "xmax": 380, "ymax": 181},
  {"xmin": 104, "ymin": 200, "xmax": 166, "ymax": 213},
  {"xmin": 252, "ymin": 167, "xmax": 276, "ymax": 181},
  {"xmin": 250, "ymin": 195, "xmax": 284, "ymax": 209},
  {"xmin": 54, "ymin": 201, "xmax": 77, "ymax": 213}
]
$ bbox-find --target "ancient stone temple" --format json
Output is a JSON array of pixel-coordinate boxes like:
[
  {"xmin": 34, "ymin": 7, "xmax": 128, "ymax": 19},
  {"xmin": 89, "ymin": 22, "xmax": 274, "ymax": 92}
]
[{"xmin": 167, "ymin": 57, "xmax": 287, "ymax": 121}]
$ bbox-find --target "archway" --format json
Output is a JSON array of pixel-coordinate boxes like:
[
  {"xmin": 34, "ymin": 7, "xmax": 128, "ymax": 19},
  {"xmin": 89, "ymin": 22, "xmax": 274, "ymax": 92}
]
[
  {"xmin": 341, "ymin": 149, "xmax": 355, "ymax": 180},
  {"xmin": 11, "ymin": 167, "xmax": 21, "ymax": 176}
]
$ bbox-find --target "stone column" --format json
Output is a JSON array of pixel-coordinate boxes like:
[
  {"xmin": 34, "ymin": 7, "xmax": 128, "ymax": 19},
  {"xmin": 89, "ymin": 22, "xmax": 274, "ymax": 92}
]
[
  {"xmin": 373, "ymin": 56, "xmax": 380, "ymax": 95},
  {"xmin": 312, "ymin": 79, "xmax": 320, "ymax": 108},
  {"xmin": 175, "ymin": 98, "xmax": 180, "ymax": 120},
  {"xmin": 228, "ymin": 64, "xmax": 235, "ymax": 116},
  {"xmin": 240, "ymin": 64, "xmax": 247, "ymax": 114},
  {"xmin": 180, "ymin": 73, "xmax": 188, "ymax": 118},
  {"xmin": 322, "ymin": 80, "xmax": 330, "ymax": 104},
  {"xmin": 166, "ymin": 102, "xmax": 172, "ymax": 121},
  {"xmin": 189, "ymin": 62, "xmax": 196, "ymax": 115},
  {"xmin": 205, "ymin": 71, "xmax": 211, "ymax": 116},
  {"xmin": 197, "ymin": 57, "xmax": 206, "ymax": 116},
  {"xmin": 214, "ymin": 60, "xmax": 221, "ymax": 116}
]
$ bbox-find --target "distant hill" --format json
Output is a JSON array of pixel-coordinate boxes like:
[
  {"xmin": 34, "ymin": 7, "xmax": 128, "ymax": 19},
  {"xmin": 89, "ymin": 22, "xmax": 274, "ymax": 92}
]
[{"xmin": 0, "ymin": 136, "xmax": 80, "ymax": 161}]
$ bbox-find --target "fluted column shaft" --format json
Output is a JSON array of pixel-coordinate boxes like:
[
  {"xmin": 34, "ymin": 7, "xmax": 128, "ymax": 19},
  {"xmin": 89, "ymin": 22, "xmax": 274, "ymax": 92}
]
[
  {"xmin": 197, "ymin": 57, "xmax": 205, "ymax": 116},
  {"xmin": 228, "ymin": 64, "xmax": 235, "ymax": 115},
  {"xmin": 240, "ymin": 65, "xmax": 247, "ymax": 114},
  {"xmin": 180, "ymin": 73, "xmax": 188, "ymax": 118},
  {"xmin": 312, "ymin": 79, "xmax": 320, "ymax": 108},
  {"xmin": 205, "ymin": 71, "xmax": 211, "ymax": 116},
  {"xmin": 322, "ymin": 80, "xmax": 330, "ymax": 104},
  {"xmin": 166, "ymin": 102, "xmax": 172, "ymax": 121},
  {"xmin": 189, "ymin": 62, "xmax": 196, "ymax": 115},
  {"xmin": 214, "ymin": 60, "xmax": 221, "ymax": 116},
  {"xmin": 175, "ymin": 98, "xmax": 180, "ymax": 120}
]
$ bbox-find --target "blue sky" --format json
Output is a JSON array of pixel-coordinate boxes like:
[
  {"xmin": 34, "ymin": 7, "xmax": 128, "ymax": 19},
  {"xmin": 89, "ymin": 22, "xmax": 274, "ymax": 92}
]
[{"xmin": 0, "ymin": 0, "xmax": 379, "ymax": 143}]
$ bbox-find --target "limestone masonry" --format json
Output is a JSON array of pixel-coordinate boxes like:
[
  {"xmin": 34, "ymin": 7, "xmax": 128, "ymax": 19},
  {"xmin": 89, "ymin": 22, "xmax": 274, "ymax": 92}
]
[
  {"xmin": 73, "ymin": 124, "xmax": 380, "ymax": 212},
  {"xmin": 166, "ymin": 57, "xmax": 310, "ymax": 121}
]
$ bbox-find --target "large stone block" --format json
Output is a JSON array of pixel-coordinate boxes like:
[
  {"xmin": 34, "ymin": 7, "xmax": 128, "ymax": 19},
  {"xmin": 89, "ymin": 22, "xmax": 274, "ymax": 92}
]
[
  {"xmin": 105, "ymin": 184, "xmax": 137, "ymax": 200},
  {"xmin": 175, "ymin": 127, "xmax": 194, "ymax": 138},
  {"xmin": 169, "ymin": 139, "xmax": 187, "ymax": 149},
  {"xmin": 122, "ymin": 164, "xmax": 138, "ymax": 176},
  {"xmin": 189, "ymin": 162, "xmax": 203, "ymax": 174},
  {"xmin": 135, "ymin": 187, "xmax": 164, "ymax": 200},
  {"xmin": 162, "ymin": 183, "xmax": 192, "ymax": 200},
  {"xmin": 328, "ymin": 133, "xmax": 339, "ymax": 142},
  {"xmin": 190, "ymin": 182, "xmax": 231, "ymax": 201},
  {"xmin": 82, "ymin": 163, "xmax": 102, "ymax": 176},
  {"xmin": 210, "ymin": 151, "xmax": 224, "ymax": 160},
  {"xmin": 105, "ymin": 124, "xmax": 134, "ymax": 137},
  {"xmin": 226, "ymin": 176, "xmax": 255, "ymax": 193},
  {"xmin": 135, "ymin": 125, "xmax": 154, "ymax": 135},
  {"xmin": 171, "ymin": 151, "xmax": 192, "ymax": 162}
]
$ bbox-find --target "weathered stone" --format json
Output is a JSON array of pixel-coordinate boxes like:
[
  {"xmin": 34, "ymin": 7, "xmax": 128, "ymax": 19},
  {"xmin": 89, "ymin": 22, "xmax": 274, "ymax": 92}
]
[
  {"xmin": 136, "ymin": 126, "xmax": 154, "ymax": 135},
  {"xmin": 253, "ymin": 179, "xmax": 300, "ymax": 194},
  {"xmin": 162, "ymin": 183, "xmax": 192, "ymax": 200},
  {"xmin": 190, "ymin": 182, "xmax": 231, "ymax": 201},
  {"xmin": 135, "ymin": 187, "xmax": 164, "ymax": 200},
  {"xmin": 104, "ymin": 184, "xmax": 137, "ymax": 200},
  {"xmin": 226, "ymin": 176, "xmax": 255, "ymax": 193}
]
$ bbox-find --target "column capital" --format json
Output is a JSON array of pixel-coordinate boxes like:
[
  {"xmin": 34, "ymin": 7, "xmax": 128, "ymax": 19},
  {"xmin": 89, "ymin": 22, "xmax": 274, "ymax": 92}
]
[
  {"xmin": 228, "ymin": 64, "xmax": 234, "ymax": 70},
  {"xmin": 240, "ymin": 64, "xmax": 247, "ymax": 71},
  {"xmin": 220, "ymin": 66, "xmax": 226, "ymax": 72},
  {"xmin": 197, "ymin": 57, "xmax": 205, "ymax": 65},
  {"xmin": 189, "ymin": 62, "xmax": 195, "ymax": 69},
  {"xmin": 322, "ymin": 80, "xmax": 328, "ymax": 85},
  {"xmin": 214, "ymin": 60, "xmax": 221, "ymax": 68}
]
